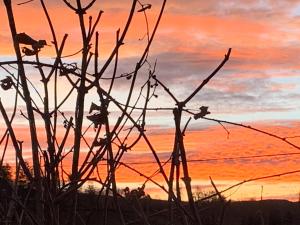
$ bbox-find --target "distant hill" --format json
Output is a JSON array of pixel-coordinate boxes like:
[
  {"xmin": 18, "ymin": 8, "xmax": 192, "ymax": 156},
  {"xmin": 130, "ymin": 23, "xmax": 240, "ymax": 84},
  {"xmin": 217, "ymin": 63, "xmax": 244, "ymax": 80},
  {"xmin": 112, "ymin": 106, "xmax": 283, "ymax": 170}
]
[
  {"xmin": 72, "ymin": 193, "xmax": 300, "ymax": 225},
  {"xmin": 3, "ymin": 185, "xmax": 298, "ymax": 225}
]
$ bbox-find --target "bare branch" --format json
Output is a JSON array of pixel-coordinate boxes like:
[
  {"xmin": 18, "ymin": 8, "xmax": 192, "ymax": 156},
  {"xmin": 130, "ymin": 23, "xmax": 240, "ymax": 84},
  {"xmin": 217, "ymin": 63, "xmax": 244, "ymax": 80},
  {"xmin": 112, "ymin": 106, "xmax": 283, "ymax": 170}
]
[{"xmin": 183, "ymin": 48, "xmax": 231, "ymax": 105}]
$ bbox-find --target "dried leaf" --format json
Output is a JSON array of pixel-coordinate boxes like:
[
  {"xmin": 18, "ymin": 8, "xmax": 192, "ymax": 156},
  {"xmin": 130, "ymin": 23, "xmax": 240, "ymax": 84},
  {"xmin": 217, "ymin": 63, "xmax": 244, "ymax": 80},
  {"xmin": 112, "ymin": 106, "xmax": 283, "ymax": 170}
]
[
  {"xmin": 32, "ymin": 40, "xmax": 47, "ymax": 50},
  {"xmin": 16, "ymin": 32, "xmax": 37, "ymax": 45},
  {"xmin": 0, "ymin": 77, "xmax": 14, "ymax": 90},
  {"xmin": 15, "ymin": 33, "xmax": 47, "ymax": 50},
  {"xmin": 89, "ymin": 102, "xmax": 101, "ymax": 113},
  {"xmin": 86, "ymin": 112, "xmax": 107, "ymax": 128},
  {"xmin": 194, "ymin": 106, "xmax": 210, "ymax": 120},
  {"xmin": 22, "ymin": 47, "xmax": 39, "ymax": 56},
  {"xmin": 137, "ymin": 4, "xmax": 151, "ymax": 12}
]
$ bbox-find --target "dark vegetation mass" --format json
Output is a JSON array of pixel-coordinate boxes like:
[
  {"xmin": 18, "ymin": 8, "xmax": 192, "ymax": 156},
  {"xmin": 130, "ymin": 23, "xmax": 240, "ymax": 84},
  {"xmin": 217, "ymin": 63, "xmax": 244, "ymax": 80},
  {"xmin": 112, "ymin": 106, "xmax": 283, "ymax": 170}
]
[{"xmin": 0, "ymin": 0, "xmax": 300, "ymax": 225}]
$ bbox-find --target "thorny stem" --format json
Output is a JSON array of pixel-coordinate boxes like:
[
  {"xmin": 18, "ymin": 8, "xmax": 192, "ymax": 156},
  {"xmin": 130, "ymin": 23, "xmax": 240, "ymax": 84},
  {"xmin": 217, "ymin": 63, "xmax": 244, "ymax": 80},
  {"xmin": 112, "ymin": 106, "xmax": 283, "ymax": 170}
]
[
  {"xmin": 98, "ymin": 86, "xmax": 194, "ymax": 220},
  {"xmin": 3, "ymin": 0, "xmax": 43, "ymax": 223},
  {"xmin": 0, "ymin": 99, "xmax": 32, "ymax": 180}
]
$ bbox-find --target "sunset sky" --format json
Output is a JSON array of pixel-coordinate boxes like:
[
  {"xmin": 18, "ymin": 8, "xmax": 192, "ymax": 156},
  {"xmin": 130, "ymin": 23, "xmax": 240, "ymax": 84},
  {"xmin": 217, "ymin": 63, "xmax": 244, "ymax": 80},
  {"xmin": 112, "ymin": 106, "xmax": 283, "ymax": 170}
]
[{"xmin": 1, "ymin": 0, "xmax": 300, "ymax": 201}]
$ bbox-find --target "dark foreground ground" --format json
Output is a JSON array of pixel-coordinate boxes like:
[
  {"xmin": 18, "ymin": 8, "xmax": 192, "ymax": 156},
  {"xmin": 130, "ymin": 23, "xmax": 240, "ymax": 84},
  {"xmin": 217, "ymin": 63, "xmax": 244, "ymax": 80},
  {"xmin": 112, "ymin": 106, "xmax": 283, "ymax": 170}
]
[
  {"xmin": 1, "ymin": 184, "xmax": 298, "ymax": 225},
  {"xmin": 69, "ymin": 193, "xmax": 300, "ymax": 225}
]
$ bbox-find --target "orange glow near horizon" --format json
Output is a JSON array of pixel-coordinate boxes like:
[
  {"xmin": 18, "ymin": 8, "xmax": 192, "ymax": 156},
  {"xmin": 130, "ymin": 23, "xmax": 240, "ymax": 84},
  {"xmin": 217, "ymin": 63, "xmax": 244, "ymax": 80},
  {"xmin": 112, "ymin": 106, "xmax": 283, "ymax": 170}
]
[{"xmin": 2, "ymin": 121, "xmax": 300, "ymax": 200}]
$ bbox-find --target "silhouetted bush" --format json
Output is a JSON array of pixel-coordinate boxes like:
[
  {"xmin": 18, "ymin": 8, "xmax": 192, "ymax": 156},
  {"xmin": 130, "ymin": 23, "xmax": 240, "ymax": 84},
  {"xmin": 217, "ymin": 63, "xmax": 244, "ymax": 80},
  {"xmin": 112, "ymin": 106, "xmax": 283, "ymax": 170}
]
[{"xmin": 269, "ymin": 209, "xmax": 282, "ymax": 225}]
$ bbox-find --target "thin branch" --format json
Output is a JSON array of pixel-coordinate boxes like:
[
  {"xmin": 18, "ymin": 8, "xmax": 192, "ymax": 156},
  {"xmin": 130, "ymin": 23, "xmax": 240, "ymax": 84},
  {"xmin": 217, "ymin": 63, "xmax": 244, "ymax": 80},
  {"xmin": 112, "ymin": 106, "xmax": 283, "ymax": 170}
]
[
  {"xmin": 183, "ymin": 48, "xmax": 231, "ymax": 105},
  {"xmin": 218, "ymin": 121, "xmax": 230, "ymax": 139},
  {"xmin": 152, "ymin": 75, "xmax": 179, "ymax": 104},
  {"xmin": 201, "ymin": 169, "xmax": 300, "ymax": 202},
  {"xmin": 182, "ymin": 117, "xmax": 191, "ymax": 136},
  {"xmin": 0, "ymin": 99, "xmax": 32, "ymax": 181},
  {"xmin": 17, "ymin": 0, "xmax": 33, "ymax": 5},
  {"xmin": 202, "ymin": 116, "xmax": 300, "ymax": 150}
]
